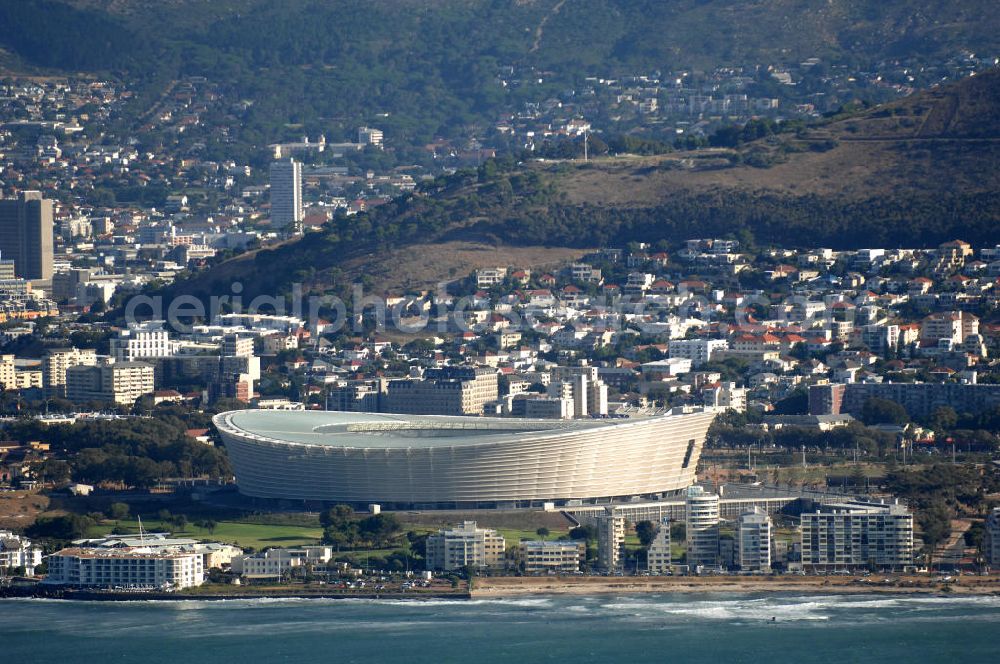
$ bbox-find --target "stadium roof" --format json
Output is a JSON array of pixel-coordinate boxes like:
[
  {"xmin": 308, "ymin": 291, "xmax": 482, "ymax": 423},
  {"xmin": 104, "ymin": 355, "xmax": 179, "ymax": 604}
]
[{"xmin": 220, "ymin": 409, "xmax": 633, "ymax": 449}]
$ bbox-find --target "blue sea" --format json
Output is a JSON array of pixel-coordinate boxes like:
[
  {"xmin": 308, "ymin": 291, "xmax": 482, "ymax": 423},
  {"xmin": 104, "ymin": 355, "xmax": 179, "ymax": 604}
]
[{"xmin": 3, "ymin": 593, "xmax": 999, "ymax": 663}]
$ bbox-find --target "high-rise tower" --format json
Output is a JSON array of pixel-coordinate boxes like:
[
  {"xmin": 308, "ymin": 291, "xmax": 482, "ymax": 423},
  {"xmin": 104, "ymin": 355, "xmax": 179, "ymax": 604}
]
[
  {"xmin": 0, "ymin": 191, "xmax": 54, "ymax": 281},
  {"xmin": 269, "ymin": 158, "xmax": 303, "ymax": 234}
]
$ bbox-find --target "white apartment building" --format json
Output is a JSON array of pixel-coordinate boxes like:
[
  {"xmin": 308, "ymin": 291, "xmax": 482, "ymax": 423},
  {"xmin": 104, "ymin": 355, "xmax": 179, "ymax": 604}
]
[
  {"xmin": 646, "ymin": 517, "xmax": 672, "ymax": 575},
  {"xmin": 0, "ymin": 530, "xmax": 43, "ymax": 573},
  {"xmin": 702, "ymin": 382, "xmax": 747, "ymax": 412},
  {"xmin": 520, "ymin": 540, "xmax": 585, "ymax": 575},
  {"xmin": 508, "ymin": 394, "xmax": 575, "ymax": 419},
  {"xmin": 215, "ymin": 313, "xmax": 305, "ymax": 335},
  {"xmin": 686, "ymin": 485, "xmax": 720, "ymax": 567},
  {"xmin": 110, "ymin": 321, "xmax": 174, "ymax": 362},
  {"xmin": 800, "ymin": 501, "xmax": 914, "ymax": 570},
  {"xmin": 548, "ymin": 365, "xmax": 609, "ymax": 417},
  {"xmin": 46, "ymin": 547, "xmax": 205, "ymax": 589},
  {"xmin": 382, "ymin": 367, "xmax": 498, "ymax": 416},
  {"xmin": 0, "ymin": 355, "xmax": 42, "ymax": 391},
  {"xmin": 232, "ymin": 546, "xmax": 333, "ymax": 580},
  {"xmin": 222, "ymin": 333, "xmax": 254, "ymax": 358},
  {"xmin": 475, "ymin": 267, "xmax": 508, "ymax": 289},
  {"xmin": 983, "ymin": 507, "xmax": 1000, "ymax": 567},
  {"xmin": 66, "ymin": 361, "xmax": 155, "ymax": 405},
  {"xmin": 358, "ymin": 126, "xmax": 384, "ymax": 147},
  {"xmin": 669, "ymin": 339, "xmax": 728, "ymax": 368},
  {"xmin": 920, "ymin": 311, "xmax": 978, "ymax": 345},
  {"xmin": 425, "ymin": 521, "xmax": 506, "ymax": 571},
  {"xmin": 596, "ymin": 509, "xmax": 625, "ymax": 573},
  {"xmin": 73, "ymin": 534, "xmax": 243, "ymax": 572},
  {"xmin": 43, "ymin": 347, "xmax": 97, "ymax": 394},
  {"xmin": 736, "ymin": 508, "xmax": 772, "ymax": 572},
  {"xmin": 270, "ymin": 158, "xmax": 303, "ymax": 233}
]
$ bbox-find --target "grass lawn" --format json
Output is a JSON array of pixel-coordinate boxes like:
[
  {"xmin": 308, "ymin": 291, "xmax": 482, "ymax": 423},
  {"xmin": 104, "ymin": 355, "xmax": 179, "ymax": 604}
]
[{"xmin": 93, "ymin": 518, "xmax": 323, "ymax": 550}]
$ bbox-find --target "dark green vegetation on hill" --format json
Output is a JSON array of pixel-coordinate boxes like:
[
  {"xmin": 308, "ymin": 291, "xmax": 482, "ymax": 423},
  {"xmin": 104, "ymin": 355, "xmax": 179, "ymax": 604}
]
[
  {"xmin": 153, "ymin": 70, "xmax": 1000, "ymax": 303},
  {"xmin": 3, "ymin": 414, "xmax": 230, "ymax": 488},
  {"xmin": 2, "ymin": 0, "xmax": 998, "ymax": 148}
]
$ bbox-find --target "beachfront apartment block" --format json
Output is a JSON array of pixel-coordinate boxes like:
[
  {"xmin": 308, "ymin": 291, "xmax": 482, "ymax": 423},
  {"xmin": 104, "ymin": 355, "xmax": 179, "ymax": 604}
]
[
  {"xmin": 231, "ymin": 546, "xmax": 334, "ymax": 580},
  {"xmin": 0, "ymin": 530, "xmax": 42, "ymax": 573},
  {"xmin": 800, "ymin": 501, "xmax": 914, "ymax": 570},
  {"xmin": 985, "ymin": 507, "xmax": 1000, "ymax": 567},
  {"xmin": 520, "ymin": 540, "xmax": 585, "ymax": 575},
  {"xmin": 736, "ymin": 508, "xmax": 772, "ymax": 573},
  {"xmin": 686, "ymin": 486, "xmax": 720, "ymax": 567},
  {"xmin": 46, "ymin": 547, "xmax": 205, "ymax": 589},
  {"xmin": 425, "ymin": 521, "xmax": 506, "ymax": 572},
  {"xmin": 646, "ymin": 517, "xmax": 672, "ymax": 575},
  {"xmin": 596, "ymin": 509, "xmax": 626, "ymax": 573}
]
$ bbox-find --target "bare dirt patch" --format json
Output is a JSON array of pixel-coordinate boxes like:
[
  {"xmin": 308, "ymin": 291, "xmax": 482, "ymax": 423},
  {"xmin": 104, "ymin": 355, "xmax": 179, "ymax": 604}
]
[{"xmin": 0, "ymin": 491, "xmax": 51, "ymax": 531}]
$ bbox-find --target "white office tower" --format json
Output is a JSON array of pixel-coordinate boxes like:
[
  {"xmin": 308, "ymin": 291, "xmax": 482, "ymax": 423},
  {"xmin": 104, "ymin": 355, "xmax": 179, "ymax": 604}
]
[
  {"xmin": 685, "ymin": 485, "xmax": 720, "ymax": 567},
  {"xmin": 596, "ymin": 508, "xmax": 625, "ymax": 573},
  {"xmin": 986, "ymin": 508, "xmax": 1000, "ymax": 567},
  {"xmin": 269, "ymin": 158, "xmax": 303, "ymax": 234},
  {"xmin": 646, "ymin": 517, "xmax": 672, "ymax": 575},
  {"xmin": 736, "ymin": 508, "xmax": 772, "ymax": 572}
]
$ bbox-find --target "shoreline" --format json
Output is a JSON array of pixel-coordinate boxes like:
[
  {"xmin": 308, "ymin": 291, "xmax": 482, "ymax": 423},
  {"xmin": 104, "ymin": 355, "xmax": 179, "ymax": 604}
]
[
  {"xmin": 5, "ymin": 575, "xmax": 1000, "ymax": 602},
  {"xmin": 470, "ymin": 575, "xmax": 1000, "ymax": 598},
  {"xmin": 0, "ymin": 587, "xmax": 470, "ymax": 602}
]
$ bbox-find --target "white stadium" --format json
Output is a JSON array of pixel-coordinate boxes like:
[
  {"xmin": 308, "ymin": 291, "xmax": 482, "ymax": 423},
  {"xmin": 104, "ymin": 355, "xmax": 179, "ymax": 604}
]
[{"xmin": 213, "ymin": 409, "xmax": 718, "ymax": 509}]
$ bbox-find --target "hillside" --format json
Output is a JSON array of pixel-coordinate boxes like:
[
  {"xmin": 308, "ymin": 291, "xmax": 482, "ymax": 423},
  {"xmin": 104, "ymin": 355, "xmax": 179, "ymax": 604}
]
[
  {"xmin": 1, "ymin": 0, "xmax": 998, "ymax": 148},
  {"xmin": 156, "ymin": 70, "xmax": 1000, "ymax": 303}
]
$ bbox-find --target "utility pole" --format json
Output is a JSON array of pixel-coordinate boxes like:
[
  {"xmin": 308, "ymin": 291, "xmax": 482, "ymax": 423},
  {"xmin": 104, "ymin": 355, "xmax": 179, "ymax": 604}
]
[{"xmin": 583, "ymin": 131, "xmax": 589, "ymax": 162}]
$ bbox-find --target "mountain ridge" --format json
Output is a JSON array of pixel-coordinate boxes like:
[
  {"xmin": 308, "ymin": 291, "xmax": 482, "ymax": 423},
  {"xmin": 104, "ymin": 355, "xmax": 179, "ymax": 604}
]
[{"xmin": 154, "ymin": 70, "xmax": 1000, "ymax": 303}]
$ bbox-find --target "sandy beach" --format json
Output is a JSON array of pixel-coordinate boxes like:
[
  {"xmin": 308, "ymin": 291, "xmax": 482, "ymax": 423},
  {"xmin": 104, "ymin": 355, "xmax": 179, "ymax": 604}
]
[{"xmin": 471, "ymin": 575, "xmax": 1000, "ymax": 597}]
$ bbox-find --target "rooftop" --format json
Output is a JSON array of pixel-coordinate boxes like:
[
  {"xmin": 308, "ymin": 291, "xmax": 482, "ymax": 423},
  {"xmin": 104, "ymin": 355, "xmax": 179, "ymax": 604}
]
[{"xmin": 216, "ymin": 409, "xmax": 689, "ymax": 450}]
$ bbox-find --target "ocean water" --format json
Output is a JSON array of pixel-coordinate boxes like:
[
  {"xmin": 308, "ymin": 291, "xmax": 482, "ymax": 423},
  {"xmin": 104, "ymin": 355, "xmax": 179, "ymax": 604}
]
[{"xmin": 2, "ymin": 593, "xmax": 999, "ymax": 663}]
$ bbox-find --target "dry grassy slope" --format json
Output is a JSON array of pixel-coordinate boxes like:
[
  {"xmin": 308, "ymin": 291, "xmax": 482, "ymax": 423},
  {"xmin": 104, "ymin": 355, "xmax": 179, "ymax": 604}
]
[
  {"xmin": 341, "ymin": 242, "xmax": 590, "ymax": 294},
  {"xmin": 554, "ymin": 70, "xmax": 1000, "ymax": 207}
]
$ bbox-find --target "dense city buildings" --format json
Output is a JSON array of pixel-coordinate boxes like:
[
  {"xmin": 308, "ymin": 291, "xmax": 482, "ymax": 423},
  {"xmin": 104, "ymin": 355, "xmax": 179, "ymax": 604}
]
[
  {"xmin": 0, "ymin": 37, "xmax": 998, "ymax": 599},
  {"xmin": 800, "ymin": 501, "xmax": 914, "ymax": 570},
  {"xmin": 425, "ymin": 521, "xmax": 505, "ymax": 571}
]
